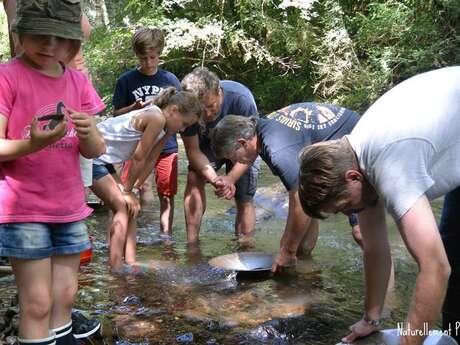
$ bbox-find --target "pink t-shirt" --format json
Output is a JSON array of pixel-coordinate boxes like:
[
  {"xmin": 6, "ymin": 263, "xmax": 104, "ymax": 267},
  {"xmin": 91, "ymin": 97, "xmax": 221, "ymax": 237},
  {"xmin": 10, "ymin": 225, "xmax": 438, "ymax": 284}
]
[{"xmin": 0, "ymin": 58, "xmax": 106, "ymax": 223}]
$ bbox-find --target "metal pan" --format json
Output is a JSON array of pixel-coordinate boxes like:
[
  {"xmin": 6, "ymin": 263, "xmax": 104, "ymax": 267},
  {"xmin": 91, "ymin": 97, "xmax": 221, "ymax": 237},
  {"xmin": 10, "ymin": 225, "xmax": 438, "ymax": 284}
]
[
  {"xmin": 37, "ymin": 114, "xmax": 65, "ymax": 121},
  {"xmin": 209, "ymin": 252, "xmax": 276, "ymax": 272}
]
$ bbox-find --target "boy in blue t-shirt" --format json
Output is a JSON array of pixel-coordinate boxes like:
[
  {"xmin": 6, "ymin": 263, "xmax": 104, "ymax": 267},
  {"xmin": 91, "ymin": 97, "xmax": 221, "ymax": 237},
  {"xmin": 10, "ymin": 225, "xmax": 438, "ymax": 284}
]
[{"xmin": 112, "ymin": 28, "xmax": 180, "ymax": 234}]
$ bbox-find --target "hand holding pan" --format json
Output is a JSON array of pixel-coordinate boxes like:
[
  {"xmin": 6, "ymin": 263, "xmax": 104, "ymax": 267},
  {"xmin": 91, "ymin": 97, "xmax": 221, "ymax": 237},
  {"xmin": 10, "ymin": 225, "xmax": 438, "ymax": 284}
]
[
  {"xmin": 37, "ymin": 114, "xmax": 65, "ymax": 122},
  {"xmin": 37, "ymin": 113, "xmax": 65, "ymax": 130}
]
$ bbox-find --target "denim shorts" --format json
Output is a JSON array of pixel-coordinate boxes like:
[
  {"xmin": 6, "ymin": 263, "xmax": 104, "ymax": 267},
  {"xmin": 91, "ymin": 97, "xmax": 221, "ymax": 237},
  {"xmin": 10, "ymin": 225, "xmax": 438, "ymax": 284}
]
[
  {"xmin": 0, "ymin": 221, "xmax": 91, "ymax": 259},
  {"xmin": 92, "ymin": 163, "xmax": 116, "ymax": 180}
]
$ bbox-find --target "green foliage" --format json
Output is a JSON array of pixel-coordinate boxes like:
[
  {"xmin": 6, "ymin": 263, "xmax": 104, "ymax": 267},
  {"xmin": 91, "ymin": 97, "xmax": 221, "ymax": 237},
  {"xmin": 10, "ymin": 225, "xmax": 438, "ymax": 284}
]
[
  {"xmin": 85, "ymin": 26, "xmax": 134, "ymax": 108},
  {"xmin": 83, "ymin": 0, "xmax": 460, "ymax": 114},
  {"xmin": 0, "ymin": 10, "xmax": 11, "ymax": 63},
  {"xmin": 308, "ymin": 0, "xmax": 460, "ymax": 112}
]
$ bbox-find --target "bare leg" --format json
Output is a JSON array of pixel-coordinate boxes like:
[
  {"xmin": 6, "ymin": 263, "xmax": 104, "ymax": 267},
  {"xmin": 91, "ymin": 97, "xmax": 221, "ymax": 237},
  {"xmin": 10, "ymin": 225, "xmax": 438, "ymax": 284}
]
[
  {"xmin": 90, "ymin": 175, "xmax": 131, "ymax": 270},
  {"xmin": 11, "ymin": 257, "xmax": 52, "ymax": 339},
  {"xmin": 140, "ymin": 172, "xmax": 156, "ymax": 207},
  {"xmin": 159, "ymin": 193, "xmax": 174, "ymax": 234},
  {"xmin": 49, "ymin": 254, "xmax": 80, "ymax": 329},
  {"xmin": 124, "ymin": 218, "xmax": 137, "ymax": 265},
  {"xmin": 184, "ymin": 170, "xmax": 207, "ymax": 243},
  {"xmin": 235, "ymin": 200, "xmax": 256, "ymax": 237}
]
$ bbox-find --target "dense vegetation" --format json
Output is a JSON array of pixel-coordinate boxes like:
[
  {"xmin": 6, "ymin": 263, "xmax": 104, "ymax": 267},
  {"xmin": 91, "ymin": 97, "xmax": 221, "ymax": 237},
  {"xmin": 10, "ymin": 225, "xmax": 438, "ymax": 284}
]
[{"xmin": 2, "ymin": 0, "xmax": 460, "ymax": 113}]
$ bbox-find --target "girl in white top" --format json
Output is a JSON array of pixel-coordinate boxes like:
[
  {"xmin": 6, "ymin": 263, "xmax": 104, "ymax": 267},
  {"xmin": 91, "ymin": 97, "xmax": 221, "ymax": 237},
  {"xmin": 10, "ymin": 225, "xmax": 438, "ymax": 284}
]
[{"xmin": 91, "ymin": 87, "xmax": 202, "ymax": 272}]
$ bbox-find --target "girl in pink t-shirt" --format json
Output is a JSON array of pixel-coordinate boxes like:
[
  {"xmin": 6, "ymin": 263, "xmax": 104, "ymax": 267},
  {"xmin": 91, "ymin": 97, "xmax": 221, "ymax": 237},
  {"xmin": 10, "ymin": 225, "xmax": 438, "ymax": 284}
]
[{"xmin": 0, "ymin": 1, "xmax": 105, "ymax": 345}]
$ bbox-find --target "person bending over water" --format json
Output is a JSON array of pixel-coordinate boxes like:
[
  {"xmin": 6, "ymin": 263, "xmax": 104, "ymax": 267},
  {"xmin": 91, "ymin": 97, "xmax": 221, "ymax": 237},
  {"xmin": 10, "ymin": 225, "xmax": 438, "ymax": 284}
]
[
  {"xmin": 297, "ymin": 67, "xmax": 460, "ymax": 344},
  {"xmin": 91, "ymin": 87, "xmax": 202, "ymax": 272},
  {"xmin": 210, "ymin": 102, "xmax": 362, "ymax": 270}
]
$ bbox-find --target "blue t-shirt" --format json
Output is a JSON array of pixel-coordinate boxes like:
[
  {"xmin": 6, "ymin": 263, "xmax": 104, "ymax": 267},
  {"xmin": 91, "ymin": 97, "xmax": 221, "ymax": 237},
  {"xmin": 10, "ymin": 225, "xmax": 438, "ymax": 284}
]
[
  {"xmin": 182, "ymin": 80, "xmax": 257, "ymax": 135},
  {"xmin": 258, "ymin": 102, "xmax": 360, "ymax": 190},
  {"xmin": 112, "ymin": 68, "xmax": 181, "ymax": 154}
]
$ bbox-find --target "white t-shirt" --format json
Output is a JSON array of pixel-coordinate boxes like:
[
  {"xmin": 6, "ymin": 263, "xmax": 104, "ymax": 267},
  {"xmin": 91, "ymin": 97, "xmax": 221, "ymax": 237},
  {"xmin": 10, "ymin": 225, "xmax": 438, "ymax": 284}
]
[
  {"xmin": 347, "ymin": 66, "xmax": 460, "ymax": 219},
  {"xmin": 95, "ymin": 105, "xmax": 165, "ymax": 165}
]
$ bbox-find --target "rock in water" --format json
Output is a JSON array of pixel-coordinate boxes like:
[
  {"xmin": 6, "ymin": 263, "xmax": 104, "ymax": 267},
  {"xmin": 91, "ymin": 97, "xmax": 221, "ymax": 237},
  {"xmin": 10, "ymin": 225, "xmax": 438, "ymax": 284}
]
[{"xmin": 335, "ymin": 329, "xmax": 458, "ymax": 345}]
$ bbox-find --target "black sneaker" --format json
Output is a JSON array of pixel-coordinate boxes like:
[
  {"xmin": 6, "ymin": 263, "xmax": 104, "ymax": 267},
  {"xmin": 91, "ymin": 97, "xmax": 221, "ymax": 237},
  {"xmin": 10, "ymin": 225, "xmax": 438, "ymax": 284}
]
[{"xmin": 71, "ymin": 310, "xmax": 101, "ymax": 339}]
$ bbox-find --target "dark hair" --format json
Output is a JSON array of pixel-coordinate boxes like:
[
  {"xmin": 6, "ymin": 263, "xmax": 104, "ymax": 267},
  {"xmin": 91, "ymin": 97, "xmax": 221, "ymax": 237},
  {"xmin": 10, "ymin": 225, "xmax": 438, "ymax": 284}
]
[
  {"xmin": 298, "ymin": 139, "xmax": 356, "ymax": 219},
  {"xmin": 153, "ymin": 87, "xmax": 203, "ymax": 119},
  {"xmin": 132, "ymin": 27, "xmax": 165, "ymax": 55},
  {"xmin": 181, "ymin": 67, "xmax": 220, "ymax": 100},
  {"xmin": 211, "ymin": 115, "xmax": 258, "ymax": 158}
]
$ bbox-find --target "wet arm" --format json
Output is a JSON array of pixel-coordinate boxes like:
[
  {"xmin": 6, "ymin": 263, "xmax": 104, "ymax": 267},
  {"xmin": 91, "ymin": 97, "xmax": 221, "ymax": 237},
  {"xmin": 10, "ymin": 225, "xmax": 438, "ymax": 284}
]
[
  {"xmin": 359, "ymin": 200, "xmax": 392, "ymax": 321},
  {"xmin": 397, "ymin": 195, "xmax": 450, "ymax": 345},
  {"xmin": 280, "ymin": 189, "xmax": 313, "ymax": 256},
  {"xmin": 226, "ymin": 163, "xmax": 251, "ymax": 184},
  {"xmin": 182, "ymin": 134, "xmax": 218, "ymax": 184},
  {"xmin": 122, "ymin": 115, "xmax": 165, "ymax": 191},
  {"xmin": 135, "ymin": 133, "xmax": 171, "ymax": 187}
]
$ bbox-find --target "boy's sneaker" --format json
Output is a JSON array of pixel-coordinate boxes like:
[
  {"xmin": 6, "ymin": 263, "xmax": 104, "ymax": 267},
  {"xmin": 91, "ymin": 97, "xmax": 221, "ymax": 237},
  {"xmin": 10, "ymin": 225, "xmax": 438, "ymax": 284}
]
[{"xmin": 72, "ymin": 310, "xmax": 101, "ymax": 339}]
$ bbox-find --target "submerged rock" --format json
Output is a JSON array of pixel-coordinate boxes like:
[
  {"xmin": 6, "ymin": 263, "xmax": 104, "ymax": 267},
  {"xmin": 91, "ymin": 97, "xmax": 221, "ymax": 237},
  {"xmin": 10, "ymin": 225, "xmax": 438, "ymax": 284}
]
[
  {"xmin": 254, "ymin": 184, "xmax": 289, "ymax": 219},
  {"xmin": 123, "ymin": 295, "xmax": 141, "ymax": 306},
  {"xmin": 176, "ymin": 332, "xmax": 194, "ymax": 343},
  {"xmin": 335, "ymin": 329, "xmax": 458, "ymax": 345},
  {"xmin": 0, "ymin": 307, "xmax": 19, "ymax": 341},
  {"xmin": 237, "ymin": 319, "xmax": 290, "ymax": 344}
]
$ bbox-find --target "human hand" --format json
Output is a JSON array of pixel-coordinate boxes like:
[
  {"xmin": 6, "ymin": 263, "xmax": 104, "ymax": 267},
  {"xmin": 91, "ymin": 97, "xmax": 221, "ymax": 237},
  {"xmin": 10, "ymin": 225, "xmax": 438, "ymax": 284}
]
[
  {"xmin": 340, "ymin": 318, "xmax": 380, "ymax": 343},
  {"xmin": 30, "ymin": 117, "xmax": 67, "ymax": 150},
  {"xmin": 122, "ymin": 192, "xmax": 141, "ymax": 218},
  {"xmin": 213, "ymin": 176, "xmax": 236, "ymax": 199},
  {"xmin": 70, "ymin": 110, "xmax": 96, "ymax": 139},
  {"xmin": 271, "ymin": 249, "xmax": 297, "ymax": 273},
  {"xmin": 131, "ymin": 99, "xmax": 151, "ymax": 111}
]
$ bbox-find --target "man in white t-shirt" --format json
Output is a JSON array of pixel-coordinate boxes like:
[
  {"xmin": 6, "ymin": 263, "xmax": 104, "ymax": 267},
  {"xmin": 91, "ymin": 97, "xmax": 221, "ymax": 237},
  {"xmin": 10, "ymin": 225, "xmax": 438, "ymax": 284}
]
[{"xmin": 297, "ymin": 66, "xmax": 460, "ymax": 345}]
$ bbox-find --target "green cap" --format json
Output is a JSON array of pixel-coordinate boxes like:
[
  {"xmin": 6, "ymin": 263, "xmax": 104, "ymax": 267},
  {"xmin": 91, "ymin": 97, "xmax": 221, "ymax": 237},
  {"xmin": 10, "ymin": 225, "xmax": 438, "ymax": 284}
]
[{"xmin": 12, "ymin": 0, "xmax": 83, "ymax": 41}]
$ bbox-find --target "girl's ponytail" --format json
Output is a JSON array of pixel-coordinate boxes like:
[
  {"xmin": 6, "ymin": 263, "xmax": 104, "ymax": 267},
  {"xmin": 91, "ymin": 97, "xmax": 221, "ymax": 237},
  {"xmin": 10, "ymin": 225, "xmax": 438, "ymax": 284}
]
[
  {"xmin": 153, "ymin": 87, "xmax": 177, "ymax": 108},
  {"xmin": 154, "ymin": 88, "xmax": 203, "ymax": 120}
]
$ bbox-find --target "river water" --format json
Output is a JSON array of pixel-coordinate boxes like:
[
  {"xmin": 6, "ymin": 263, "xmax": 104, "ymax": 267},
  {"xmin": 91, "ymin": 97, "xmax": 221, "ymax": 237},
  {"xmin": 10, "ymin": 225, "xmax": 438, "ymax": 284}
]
[{"xmin": 0, "ymin": 151, "xmax": 444, "ymax": 344}]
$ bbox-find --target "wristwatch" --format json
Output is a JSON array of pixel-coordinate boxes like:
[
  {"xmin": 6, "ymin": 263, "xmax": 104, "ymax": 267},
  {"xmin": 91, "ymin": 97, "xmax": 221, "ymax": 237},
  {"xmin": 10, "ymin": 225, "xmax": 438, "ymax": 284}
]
[{"xmin": 363, "ymin": 314, "xmax": 381, "ymax": 327}]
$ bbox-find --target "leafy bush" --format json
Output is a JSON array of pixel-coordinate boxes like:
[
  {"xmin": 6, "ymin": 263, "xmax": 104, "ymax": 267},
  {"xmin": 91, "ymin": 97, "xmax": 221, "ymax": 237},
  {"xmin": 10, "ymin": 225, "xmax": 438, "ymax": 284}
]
[{"xmin": 83, "ymin": 0, "xmax": 460, "ymax": 114}]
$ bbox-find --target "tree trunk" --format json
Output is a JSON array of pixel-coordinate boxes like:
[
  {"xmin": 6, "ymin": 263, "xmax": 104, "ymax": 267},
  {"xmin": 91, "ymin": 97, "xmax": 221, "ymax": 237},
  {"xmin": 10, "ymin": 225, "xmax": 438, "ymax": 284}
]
[{"xmin": 94, "ymin": 0, "xmax": 110, "ymax": 26}]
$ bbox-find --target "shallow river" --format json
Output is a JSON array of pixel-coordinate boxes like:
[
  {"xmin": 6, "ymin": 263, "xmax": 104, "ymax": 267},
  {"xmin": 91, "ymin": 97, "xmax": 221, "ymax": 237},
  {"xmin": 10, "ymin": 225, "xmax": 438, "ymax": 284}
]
[{"xmin": 0, "ymin": 154, "xmax": 444, "ymax": 344}]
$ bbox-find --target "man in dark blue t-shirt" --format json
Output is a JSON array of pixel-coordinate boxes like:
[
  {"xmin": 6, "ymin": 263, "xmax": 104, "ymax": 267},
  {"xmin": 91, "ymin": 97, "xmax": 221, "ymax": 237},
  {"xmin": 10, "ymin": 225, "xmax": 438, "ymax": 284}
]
[
  {"xmin": 210, "ymin": 103, "xmax": 362, "ymax": 270},
  {"xmin": 112, "ymin": 28, "xmax": 181, "ymax": 234},
  {"xmin": 180, "ymin": 67, "xmax": 259, "ymax": 243}
]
